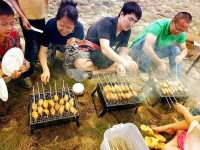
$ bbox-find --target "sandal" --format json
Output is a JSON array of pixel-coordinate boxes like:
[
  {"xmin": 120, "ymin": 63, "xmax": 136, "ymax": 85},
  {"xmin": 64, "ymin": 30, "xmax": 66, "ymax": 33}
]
[
  {"xmin": 140, "ymin": 124, "xmax": 166, "ymax": 142},
  {"xmin": 145, "ymin": 136, "xmax": 165, "ymax": 149}
]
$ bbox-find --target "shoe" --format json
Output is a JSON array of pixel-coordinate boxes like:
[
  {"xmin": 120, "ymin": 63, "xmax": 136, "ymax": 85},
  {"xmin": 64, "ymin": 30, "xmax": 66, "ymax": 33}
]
[
  {"xmin": 139, "ymin": 72, "xmax": 149, "ymax": 82},
  {"xmin": 19, "ymin": 77, "xmax": 33, "ymax": 89},
  {"xmin": 145, "ymin": 136, "xmax": 165, "ymax": 149},
  {"xmin": 66, "ymin": 69, "xmax": 93, "ymax": 82},
  {"xmin": 140, "ymin": 124, "xmax": 166, "ymax": 142}
]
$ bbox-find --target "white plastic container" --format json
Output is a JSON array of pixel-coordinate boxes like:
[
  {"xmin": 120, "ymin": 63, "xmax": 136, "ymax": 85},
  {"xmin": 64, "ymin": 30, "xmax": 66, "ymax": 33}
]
[
  {"xmin": 100, "ymin": 123, "xmax": 149, "ymax": 150},
  {"xmin": 72, "ymin": 83, "xmax": 84, "ymax": 95}
]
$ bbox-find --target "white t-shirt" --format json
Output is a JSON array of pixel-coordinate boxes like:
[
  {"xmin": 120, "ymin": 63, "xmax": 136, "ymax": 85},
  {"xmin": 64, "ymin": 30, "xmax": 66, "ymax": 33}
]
[{"xmin": 184, "ymin": 120, "xmax": 200, "ymax": 150}]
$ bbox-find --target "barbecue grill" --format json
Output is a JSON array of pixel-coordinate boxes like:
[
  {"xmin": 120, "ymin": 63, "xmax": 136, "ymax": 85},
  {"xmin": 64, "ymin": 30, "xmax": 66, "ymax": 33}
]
[
  {"xmin": 29, "ymin": 83, "xmax": 79, "ymax": 134},
  {"xmin": 142, "ymin": 71, "xmax": 189, "ymax": 109},
  {"xmin": 91, "ymin": 74, "xmax": 141, "ymax": 117}
]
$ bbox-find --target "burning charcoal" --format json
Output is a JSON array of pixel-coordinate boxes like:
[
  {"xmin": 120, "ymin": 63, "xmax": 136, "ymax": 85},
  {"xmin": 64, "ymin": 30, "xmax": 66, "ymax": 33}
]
[{"xmin": 32, "ymin": 111, "xmax": 39, "ymax": 120}]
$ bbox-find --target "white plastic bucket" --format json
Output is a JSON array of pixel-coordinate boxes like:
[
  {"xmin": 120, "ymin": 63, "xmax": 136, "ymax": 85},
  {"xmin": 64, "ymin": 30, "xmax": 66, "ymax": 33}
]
[{"xmin": 100, "ymin": 123, "xmax": 149, "ymax": 150}]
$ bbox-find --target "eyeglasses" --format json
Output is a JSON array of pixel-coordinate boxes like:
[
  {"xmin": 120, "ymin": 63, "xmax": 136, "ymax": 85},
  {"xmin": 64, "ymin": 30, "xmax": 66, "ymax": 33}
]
[
  {"xmin": 57, "ymin": 24, "xmax": 74, "ymax": 33},
  {"xmin": 174, "ymin": 22, "xmax": 187, "ymax": 33}
]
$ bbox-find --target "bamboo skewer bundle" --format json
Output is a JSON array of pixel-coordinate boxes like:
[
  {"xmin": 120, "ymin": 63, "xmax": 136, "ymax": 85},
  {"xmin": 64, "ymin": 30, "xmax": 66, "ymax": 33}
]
[{"xmin": 109, "ymin": 137, "xmax": 132, "ymax": 150}]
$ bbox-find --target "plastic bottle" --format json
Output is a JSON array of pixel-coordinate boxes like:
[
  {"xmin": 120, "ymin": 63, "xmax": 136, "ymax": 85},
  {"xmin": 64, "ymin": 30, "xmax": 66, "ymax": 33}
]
[{"xmin": 139, "ymin": 87, "xmax": 153, "ymax": 101}]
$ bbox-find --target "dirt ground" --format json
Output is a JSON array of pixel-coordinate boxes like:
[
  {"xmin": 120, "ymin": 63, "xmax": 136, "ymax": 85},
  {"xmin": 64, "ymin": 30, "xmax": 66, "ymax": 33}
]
[
  {"xmin": 0, "ymin": 56, "xmax": 199, "ymax": 150},
  {"xmin": 1, "ymin": 0, "xmax": 200, "ymax": 149}
]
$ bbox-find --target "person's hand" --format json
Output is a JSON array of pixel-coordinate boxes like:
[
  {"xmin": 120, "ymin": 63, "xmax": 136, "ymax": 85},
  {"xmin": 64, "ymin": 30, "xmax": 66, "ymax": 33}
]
[
  {"xmin": 40, "ymin": 71, "xmax": 50, "ymax": 84},
  {"xmin": 11, "ymin": 70, "xmax": 21, "ymax": 78},
  {"xmin": 18, "ymin": 60, "xmax": 30, "ymax": 73},
  {"xmin": 175, "ymin": 103, "xmax": 189, "ymax": 115},
  {"xmin": 117, "ymin": 64, "xmax": 126, "ymax": 76},
  {"xmin": 67, "ymin": 37, "xmax": 76, "ymax": 46},
  {"xmin": 175, "ymin": 55, "xmax": 182, "ymax": 64},
  {"xmin": 22, "ymin": 17, "xmax": 31, "ymax": 30},
  {"xmin": 158, "ymin": 61, "xmax": 167, "ymax": 72},
  {"xmin": 122, "ymin": 60, "xmax": 138, "ymax": 72}
]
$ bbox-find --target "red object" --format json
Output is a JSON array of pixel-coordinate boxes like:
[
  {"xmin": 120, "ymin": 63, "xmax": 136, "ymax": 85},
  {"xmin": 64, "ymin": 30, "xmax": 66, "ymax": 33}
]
[
  {"xmin": 177, "ymin": 130, "xmax": 187, "ymax": 150},
  {"xmin": 0, "ymin": 28, "xmax": 22, "ymax": 58},
  {"xmin": 78, "ymin": 40, "xmax": 100, "ymax": 51}
]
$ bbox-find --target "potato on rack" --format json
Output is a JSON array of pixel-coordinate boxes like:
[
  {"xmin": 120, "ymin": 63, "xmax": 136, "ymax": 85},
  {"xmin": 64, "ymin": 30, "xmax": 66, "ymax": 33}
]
[
  {"xmin": 70, "ymin": 107, "xmax": 78, "ymax": 115},
  {"xmin": 37, "ymin": 106, "xmax": 43, "ymax": 116},
  {"xmin": 32, "ymin": 111, "xmax": 39, "ymax": 120},
  {"xmin": 43, "ymin": 100, "xmax": 48, "ymax": 109},
  {"xmin": 38, "ymin": 99, "xmax": 44, "ymax": 107},
  {"xmin": 50, "ymin": 107, "xmax": 56, "ymax": 116},
  {"xmin": 48, "ymin": 100, "xmax": 55, "ymax": 108},
  {"xmin": 31, "ymin": 102, "xmax": 37, "ymax": 112},
  {"xmin": 54, "ymin": 94, "xmax": 59, "ymax": 102}
]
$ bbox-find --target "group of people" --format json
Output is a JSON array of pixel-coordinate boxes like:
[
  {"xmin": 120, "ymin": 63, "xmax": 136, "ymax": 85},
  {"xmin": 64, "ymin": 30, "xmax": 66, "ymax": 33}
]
[
  {"xmin": 0, "ymin": 0, "xmax": 192, "ymax": 86},
  {"xmin": 0, "ymin": 1, "xmax": 198, "ymax": 149}
]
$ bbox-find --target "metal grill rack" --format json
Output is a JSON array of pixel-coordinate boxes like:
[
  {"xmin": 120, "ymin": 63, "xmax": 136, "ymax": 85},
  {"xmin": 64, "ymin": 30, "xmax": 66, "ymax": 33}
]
[
  {"xmin": 91, "ymin": 74, "xmax": 141, "ymax": 117},
  {"xmin": 29, "ymin": 83, "xmax": 79, "ymax": 134}
]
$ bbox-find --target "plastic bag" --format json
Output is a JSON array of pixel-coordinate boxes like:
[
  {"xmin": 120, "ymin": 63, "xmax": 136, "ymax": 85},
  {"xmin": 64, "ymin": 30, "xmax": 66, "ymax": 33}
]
[{"xmin": 100, "ymin": 123, "xmax": 149, "ymax": 150}]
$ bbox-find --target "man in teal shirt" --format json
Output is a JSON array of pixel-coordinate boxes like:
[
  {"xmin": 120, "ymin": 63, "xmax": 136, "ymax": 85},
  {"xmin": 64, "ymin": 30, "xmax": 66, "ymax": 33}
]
[{"xmin": 130, "ymin": 12, "xmax": 192, "ymax": 81}]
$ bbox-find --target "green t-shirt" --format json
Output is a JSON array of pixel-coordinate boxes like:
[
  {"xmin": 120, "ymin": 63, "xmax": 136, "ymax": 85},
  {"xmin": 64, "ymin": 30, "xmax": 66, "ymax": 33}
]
[{"xmin": 130, "ymin": 18, "xmax": 186, "ymax": 49}]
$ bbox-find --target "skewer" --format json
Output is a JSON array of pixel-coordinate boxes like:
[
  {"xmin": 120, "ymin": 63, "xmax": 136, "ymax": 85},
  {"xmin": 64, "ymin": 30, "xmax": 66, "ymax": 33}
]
[
  {"xmin": 32, "ymin": 86, "xmax": 35, "ymax": 103},
  {"xmin": 49, "ymin": 83, "xmax": 53, "ymax": 100},
  {"xmin": 159, "ymin": 72, "xmax": 178, "ymax": 105},
  {"xmin": 37, "ymin": 82, "xmax": 41, "ymax": 100},
  {"xmin": 54, "ymin": 81, "xmax": 58, "ymax": 96},
  {"xmin": 41, "ymin": 83, "xmax": 46, "ymax": 100},
  {"xmin": 62, "ymin": 80, "xmax": 65, "ymax": 98}
]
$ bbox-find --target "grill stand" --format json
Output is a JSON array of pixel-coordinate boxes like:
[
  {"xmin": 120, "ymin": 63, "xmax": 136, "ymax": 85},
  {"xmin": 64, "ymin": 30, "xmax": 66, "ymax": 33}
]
[
  {"xmin": 29, "ymin": 90, "xmax": 80, "ymax": 135},
  {"xmin": 91, "ymin": 84, "xmax": 141, "ymax": 117},
  {"xmin": 30, "ymin": 115, "xmax": 79, "ymax": 135},
  {"xmin": 141, "ymin": 79, "xmax": 189, "ymax": 111}
]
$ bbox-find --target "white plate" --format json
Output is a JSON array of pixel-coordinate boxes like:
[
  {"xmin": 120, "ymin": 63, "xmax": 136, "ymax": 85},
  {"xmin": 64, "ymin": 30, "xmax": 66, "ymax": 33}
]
[
  {"xmin": 0, "ymin": 77, "xmax": 8, "ymax": 101},
  {"xmin": 2, "ymin": 47, "xmax": 24, "ymax": 76}
]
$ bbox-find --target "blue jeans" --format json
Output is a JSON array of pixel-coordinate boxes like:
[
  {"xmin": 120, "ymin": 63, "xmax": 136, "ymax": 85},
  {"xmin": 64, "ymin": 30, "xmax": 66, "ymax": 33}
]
[
  {"xmin": 19, "ymin": 18, "xmax": 45, "ymax": 78},
  {"xmin": 130, "ymin": 38, "xmax": 182, "ymax": 76}
]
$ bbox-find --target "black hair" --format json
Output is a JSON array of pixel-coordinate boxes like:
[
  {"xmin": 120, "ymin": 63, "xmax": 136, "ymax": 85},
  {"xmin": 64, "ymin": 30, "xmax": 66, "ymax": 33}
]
[
  {"xmin": 118, "ymin": 2, "xmax": 142, "ymax": 20},
  {"xmin": 56, "ymin": 0, "xmax": 78, "ymax": 24},
  {"xmin": 173, "ymin": 12, "xmax": 192, "ymax": 23},
  {"xmin": 0, "ymin": 0, "xmax": 14, "ymax": 16}
]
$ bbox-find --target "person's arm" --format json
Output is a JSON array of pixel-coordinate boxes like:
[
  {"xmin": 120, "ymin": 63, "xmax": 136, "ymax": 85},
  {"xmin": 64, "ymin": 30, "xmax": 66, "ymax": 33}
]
[
  {"xmin": 44, "ymin": 0, "xmax": 49, "ymax": 14},
  {"xmin": 143, "ymin": 33, "xmax": 166, "ymax": 71},
  {"xmin": 38, "ymin": 45, "xmax": 50, "ymax": 84},
  {"xmin": 100, "ymin": 39, "xmax": 137, "ymax": 72},
  {"xmin": 175, "ymin": 103, "xmax": 194, "ymax": 125},
  {"xmin": 9, "ymin": 0, "xmax": 31, "ymax": 30},
  {"xmin": 175, "ymin": 43, "xmax": 188, "ymax": 64}
]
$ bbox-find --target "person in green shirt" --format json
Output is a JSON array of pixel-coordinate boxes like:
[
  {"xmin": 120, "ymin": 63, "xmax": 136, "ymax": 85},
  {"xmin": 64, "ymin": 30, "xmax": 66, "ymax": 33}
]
[{"xmin": 129, "ymin": 12, "xmax": 192, "ymax": 81}]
